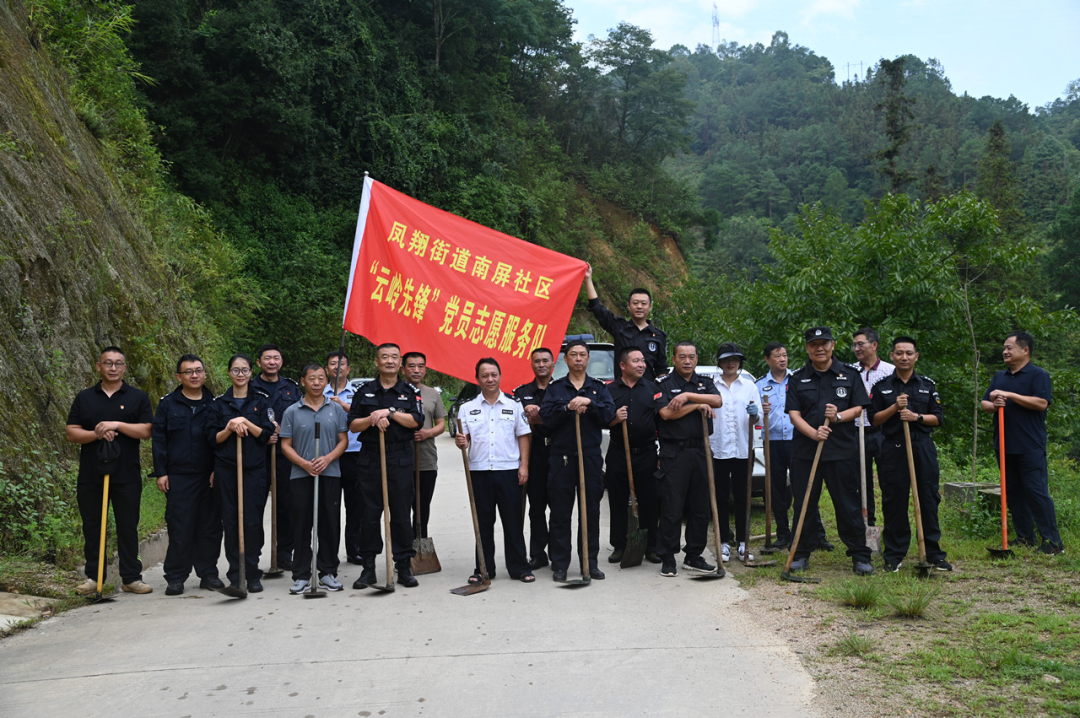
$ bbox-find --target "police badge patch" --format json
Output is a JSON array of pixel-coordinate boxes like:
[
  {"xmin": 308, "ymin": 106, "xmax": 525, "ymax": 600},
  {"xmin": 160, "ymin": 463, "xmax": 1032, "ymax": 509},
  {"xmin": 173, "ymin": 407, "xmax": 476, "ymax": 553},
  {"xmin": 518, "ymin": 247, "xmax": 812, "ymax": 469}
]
[
  {"xmin": 648, "ymin": 342, "xmax": 657, "ymax": 352},
  {"xmin": 835, "ymin": 387, "xmax": 848, "ymax": 398}
]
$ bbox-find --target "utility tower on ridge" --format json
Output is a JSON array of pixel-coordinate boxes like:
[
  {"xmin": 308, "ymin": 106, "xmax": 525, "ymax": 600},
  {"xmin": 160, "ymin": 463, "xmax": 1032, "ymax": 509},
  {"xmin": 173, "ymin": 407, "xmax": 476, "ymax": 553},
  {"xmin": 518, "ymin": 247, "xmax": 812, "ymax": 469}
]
[{"xmin": 712, "ymin": 2, "xmax": 720, "ymax": 52}]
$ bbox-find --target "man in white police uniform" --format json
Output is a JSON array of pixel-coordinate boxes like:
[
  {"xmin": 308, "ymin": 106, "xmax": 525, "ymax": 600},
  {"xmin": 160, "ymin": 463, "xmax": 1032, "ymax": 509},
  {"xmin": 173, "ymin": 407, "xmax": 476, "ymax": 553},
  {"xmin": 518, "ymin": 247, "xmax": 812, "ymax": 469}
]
[{"xmin": 455, "ymin": 357, "xmax": 535, "ymax": 584}]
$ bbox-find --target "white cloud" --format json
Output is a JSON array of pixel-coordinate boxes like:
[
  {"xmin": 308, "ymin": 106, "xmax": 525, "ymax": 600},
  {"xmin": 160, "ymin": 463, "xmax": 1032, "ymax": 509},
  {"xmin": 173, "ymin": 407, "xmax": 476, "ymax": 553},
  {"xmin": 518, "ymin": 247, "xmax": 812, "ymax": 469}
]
[{"xmin": 800, "ymin": 0, "xmax": 861, "ymax": 23}]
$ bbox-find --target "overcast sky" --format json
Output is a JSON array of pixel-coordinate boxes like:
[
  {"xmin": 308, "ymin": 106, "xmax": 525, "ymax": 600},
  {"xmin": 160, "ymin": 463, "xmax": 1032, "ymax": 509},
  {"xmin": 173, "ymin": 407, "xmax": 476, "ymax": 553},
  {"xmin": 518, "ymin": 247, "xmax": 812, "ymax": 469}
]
[{"xmin": 564, "ymin": 0, "xmax": 1079, "ymax": 109}]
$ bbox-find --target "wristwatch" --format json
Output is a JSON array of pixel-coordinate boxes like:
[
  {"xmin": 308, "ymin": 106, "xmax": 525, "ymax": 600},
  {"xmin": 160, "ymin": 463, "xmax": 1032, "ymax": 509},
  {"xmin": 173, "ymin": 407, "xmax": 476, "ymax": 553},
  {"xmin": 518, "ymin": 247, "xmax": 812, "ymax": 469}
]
[
  {"xmin": 916, "ymin": 414, "xmax": 924, "ymax": 424},
  {"xmin": 388, "ymin": 407, "xmax": 398, "ymax": 416}
]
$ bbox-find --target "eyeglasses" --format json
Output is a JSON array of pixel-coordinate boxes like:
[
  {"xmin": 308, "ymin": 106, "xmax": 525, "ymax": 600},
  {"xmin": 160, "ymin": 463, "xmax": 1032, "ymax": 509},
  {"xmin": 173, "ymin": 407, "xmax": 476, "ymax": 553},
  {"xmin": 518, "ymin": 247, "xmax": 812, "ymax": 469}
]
[
  {"xmin": 852, "ymin": 341, "xmax": 871, "ymax": 349},
  {"xmin": 99, "ymin": 361, "xmax": 127, "ymax": 369},
  {"xmin": 180, "ymin": 368, "xmax": 205, "ymax": 377},
  {"xmin": 229, "ymin": 367, "xmax": 252, "ymax": 376}
]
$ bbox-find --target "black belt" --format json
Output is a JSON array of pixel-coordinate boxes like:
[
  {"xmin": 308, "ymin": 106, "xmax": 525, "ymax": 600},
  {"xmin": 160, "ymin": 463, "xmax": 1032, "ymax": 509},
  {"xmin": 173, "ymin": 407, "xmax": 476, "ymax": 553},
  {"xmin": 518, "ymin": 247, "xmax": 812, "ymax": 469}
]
[
  {"xmin": 613, "ymin": 443, "xmax": 656, "ymax": 455},
  {"xmin": 863, "ymin": 425, "xmax": 880, "ymax": 435},
  {"xmin": 362, "ymin": 440, "xmax": 412, "ymax": 454},
  {"xmin": 664, "ymin": 438, "xmax": 704, "ymax": 449}
]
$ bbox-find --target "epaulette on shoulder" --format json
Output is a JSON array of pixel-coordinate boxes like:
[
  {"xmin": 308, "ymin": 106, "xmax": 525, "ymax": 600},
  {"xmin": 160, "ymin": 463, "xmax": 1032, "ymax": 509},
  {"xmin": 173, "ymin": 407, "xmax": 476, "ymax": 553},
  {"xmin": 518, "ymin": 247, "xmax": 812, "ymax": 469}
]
[
  {"xmin": 918, "ymin": 374, "xmax": 937, "ymax": 385},
  {"xmin": 282, "ymin": 376, "xmax": 299, "ymax": 386},
  {"xmin": 656, "ymin": 374, "xmax": 670, "ymax": 383},
  {"xmin": 503, "ymin": 391, "xmax": 520, "ymax": 402},
  {"xmin": 513, "ymin": 383, "xmax": 528, "ymax": 394},
  {"xmin": 845, "ymin": 362, "xmax": 861, "ymax": 371},
  {"xmin": 870, "ymin": 373, "xmax": 892, "ymax": 390},
  {"xmin": 252, "ymin": 386, "xmax": 272, "ymax": 399}
]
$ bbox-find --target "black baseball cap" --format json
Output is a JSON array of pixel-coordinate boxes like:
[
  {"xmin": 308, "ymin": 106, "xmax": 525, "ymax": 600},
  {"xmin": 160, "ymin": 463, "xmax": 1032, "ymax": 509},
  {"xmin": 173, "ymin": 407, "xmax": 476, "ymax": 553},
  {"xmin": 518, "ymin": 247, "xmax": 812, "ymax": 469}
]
[{"xmin": 804, "ymin": 326, "xmax": 834, "ymax": 343}]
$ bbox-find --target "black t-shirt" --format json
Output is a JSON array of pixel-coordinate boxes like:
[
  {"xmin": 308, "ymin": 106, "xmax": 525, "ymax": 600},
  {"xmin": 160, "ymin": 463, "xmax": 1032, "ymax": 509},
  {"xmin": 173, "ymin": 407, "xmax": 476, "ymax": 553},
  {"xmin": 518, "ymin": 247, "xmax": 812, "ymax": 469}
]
[
  {"xmin": 655, "ymin": 371, "xmax": 719, "ymax": 445},
  {"xmin": 513, "ymin": 379, "xmax": 552, "ymax": 441},
  {"xmin": 348, "ymin": 379, "xmax": 424, "ymax": 450},
  {"xmin": 607, "ymin": 377, "xmax": 657, "ymax": 448},
  {"xmin": 67, "ymin": 381, "xmax": 153, "ymax": 485},
  {"xmin": 785, "ymin": 359, "xmax": 870, "ymax": 462},
  {"xmin": 867, "ymin": 373, "xmax": 943, "ymax": 442},
  {"xmin": 984, "ymin": 363, "xmax": 1052, "ymax": 454}
]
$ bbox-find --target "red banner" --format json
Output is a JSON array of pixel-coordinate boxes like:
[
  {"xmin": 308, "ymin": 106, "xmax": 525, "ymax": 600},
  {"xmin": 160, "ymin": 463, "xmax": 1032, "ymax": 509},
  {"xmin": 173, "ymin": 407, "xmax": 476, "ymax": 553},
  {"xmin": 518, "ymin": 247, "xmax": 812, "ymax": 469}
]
[{"xmin": 343, "ymin": 177, "xmax": 586, "ymax": 389}]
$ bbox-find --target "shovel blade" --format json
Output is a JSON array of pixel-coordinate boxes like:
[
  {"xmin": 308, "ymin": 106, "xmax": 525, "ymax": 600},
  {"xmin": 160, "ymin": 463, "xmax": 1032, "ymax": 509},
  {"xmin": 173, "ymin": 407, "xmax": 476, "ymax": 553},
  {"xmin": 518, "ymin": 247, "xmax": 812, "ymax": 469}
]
[
  {"xmin": 760, "ymin": 544, "xmax": 782, "ymax": 555},
  {"xmin": 87, "ymin": 593, "xmax": 115, "ymax": 604},
  {"xmin": 690, "ymin": 567, "xmax": 726, "ymax": 580},
  {"xmin": 620, "ymin": 528, "xmax": 648, "ymax": 568},
  {"xmin": 411, "ymin": 538, "xmax": 442, "ymax": 575},
  {"xmin": 987, "ymin": 546, "xmax": 1014, "ymax": 558},
  {"xmin": 370, "ymin": 583, "xmax": 396, "ymax": 593},
  {"xmin": 780, "ymin": 571, "xmax": 821, "ymax": 584},
  {"xmin": 865, "ymin": 526, "xmax": 883, "ymax": 555},
  {"xmin": 450, "ymin": 580, "xmax": 491, "ymax": 596},
  {"xmin": 743, "ymin": 560, "xmax": 778, "ymax": 568},
  {"xmin": 557, "ymin": 579, "xmax": 591, "ymax": 588},
  {"xmin": 216, "ymin": 586, "xmax": 248, "ymax": 599}
]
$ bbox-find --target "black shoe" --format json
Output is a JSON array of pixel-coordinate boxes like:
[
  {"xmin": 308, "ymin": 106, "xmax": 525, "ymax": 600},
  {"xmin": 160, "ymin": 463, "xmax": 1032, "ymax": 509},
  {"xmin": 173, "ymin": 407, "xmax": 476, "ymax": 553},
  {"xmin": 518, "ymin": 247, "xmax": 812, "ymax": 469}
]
[
  {"xmin": 396, "ymin": 564, "xmax": 419, "ymax": 588},
  {"xmin": 883, "ymin": 561, "xmax": 902, "ymax": 573},
  {"xmin": 346, "ymin": 556, "xmax": 364, "ymax": 566},
  {"xmin": 682, "ymin": 555, "xmax": 716, "ymax": 573},
  {"xmin": 819, "ymin": 540, "xmax": 835, "ymax": 552},
  {"xmin": 608, "ymin": 549, "xmax": 624, "ymax": 564},
  {"xmin": 528, "ymin": 554, "xmax": 549, "ymax": 570},
  {"xmin": 1039, "ymin": 542, "xmax": 1065, "ymax": 556},
  {"xmin": 646, "ymin": 552, "xmax": 663, "ymax": 564},
  {"xmin": 660, "ymin": 559, "xmax": 677, "ymax": 577},
  {"xmin": 1014, "ymin": 537, "xmax": 1037, "ymax": 548},
  {"xmin": 589, "ymin": 568, "xmax": 605, "ymax": 580},
  {"xmin": 934, "ymin": 558, "xmax": 955, "ymax": 570},
  {"xmin": 552, "ymin": 570, "xmax": 568, "ymax": 583},
  {"xmin": 199, "ymin": 576, "xmax": 225, "ymax": 590},
  {"xmin": 278, "ymin": 554, "xmax": 294, "ymax": 571},
  {"xmin": 353, "ymin": 567, "xmax": 376, "ymax": 589},
  {"xmin": 165, "ymin": 581, "xmax": 184, "ymax": 596},
  {"xmin": 247, "ymin": 579, "xmax": 264, "ymax": 593},
  {"xmin": 771, "ymin": 537, "xmax": 791, "ymax": 550},
  {"xmin": 789, "ymin": 557, "xmax": 809, "ymax": 572},
  {"xmin": 852, "ymin": 562, "xmax": 874, "ymax": 576}
]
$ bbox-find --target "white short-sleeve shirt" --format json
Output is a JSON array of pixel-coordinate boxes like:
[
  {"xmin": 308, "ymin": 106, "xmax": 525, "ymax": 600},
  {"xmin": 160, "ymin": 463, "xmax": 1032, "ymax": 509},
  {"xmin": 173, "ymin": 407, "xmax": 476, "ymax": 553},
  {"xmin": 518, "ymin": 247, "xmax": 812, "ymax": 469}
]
[
  {"xmin": 460, "ymin": 392, "xmax": 531, "ymax": 471},
  {"xmin": 709, "ymin": 373, "xmax": 762, "ymax": 460}
]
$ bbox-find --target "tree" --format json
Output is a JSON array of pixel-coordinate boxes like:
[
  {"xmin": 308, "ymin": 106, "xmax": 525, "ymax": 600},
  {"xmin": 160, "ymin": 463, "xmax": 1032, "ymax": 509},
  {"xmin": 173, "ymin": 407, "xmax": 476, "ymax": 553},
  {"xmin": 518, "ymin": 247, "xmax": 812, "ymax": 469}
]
[
  {"xmin": 1045, "ymin": 188, "xmax": 1080, "ymax": 308},
  {"xmin": 873, "ymin": 57, "xmax": 917, "ymax": 193},
  {"xmin": 975, "ymin": 121, "xmax": 1023, "ymax": 236}
]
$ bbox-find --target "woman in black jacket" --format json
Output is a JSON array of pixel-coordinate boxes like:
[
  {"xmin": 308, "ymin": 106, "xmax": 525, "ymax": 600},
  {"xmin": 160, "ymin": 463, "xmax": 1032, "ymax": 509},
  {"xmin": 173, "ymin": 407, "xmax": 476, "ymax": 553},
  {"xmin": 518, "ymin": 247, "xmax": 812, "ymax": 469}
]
[{"xmin": 206, "ymin": 354, "xmax": 276, "ymax": 592}]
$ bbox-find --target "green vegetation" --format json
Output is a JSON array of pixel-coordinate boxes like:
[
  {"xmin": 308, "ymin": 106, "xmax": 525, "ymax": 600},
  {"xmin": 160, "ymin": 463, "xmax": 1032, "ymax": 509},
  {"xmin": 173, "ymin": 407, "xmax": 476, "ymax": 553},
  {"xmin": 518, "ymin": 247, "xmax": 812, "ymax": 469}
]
[
  {"xmin": 829, "ymin": 630, "xmax": 877, "ymax": 659},
  {"xmin": 884, "ymin": 579, "xmax": 939, "ymax": 618},
  {"xmin": 825, "ymin": 578, "xmax": 883, "ymax": 609}
]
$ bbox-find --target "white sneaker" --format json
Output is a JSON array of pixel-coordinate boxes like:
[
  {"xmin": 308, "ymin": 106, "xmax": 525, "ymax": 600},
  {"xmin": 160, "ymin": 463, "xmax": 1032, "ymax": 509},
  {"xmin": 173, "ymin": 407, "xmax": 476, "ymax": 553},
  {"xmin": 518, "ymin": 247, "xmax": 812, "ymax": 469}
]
[
  {"xmin": 721, "ymin": 543, "xmax": 731, "ymax": 562},
  {"xmin": 289, "ymin": 579, "xmax": 310, "ymax": 594},
  {"xmin": 738, "ymin": 542, "xmax": 754, "ymax": 562},
  {"xmin": 320, "ymin": 574, "xmax": 343, "ymax": 592}
]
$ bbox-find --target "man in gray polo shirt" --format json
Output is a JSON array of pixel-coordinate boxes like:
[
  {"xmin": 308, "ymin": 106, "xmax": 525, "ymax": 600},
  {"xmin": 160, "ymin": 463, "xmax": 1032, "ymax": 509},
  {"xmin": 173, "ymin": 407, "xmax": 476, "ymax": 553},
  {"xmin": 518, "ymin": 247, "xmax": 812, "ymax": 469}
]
[
  {"xmin": 280, "ymin": 364, "xmax": 349, "ymax": 593},
  {"xmin": 404, "ymin": 352, "xmax": 447, "ymax": 538}
]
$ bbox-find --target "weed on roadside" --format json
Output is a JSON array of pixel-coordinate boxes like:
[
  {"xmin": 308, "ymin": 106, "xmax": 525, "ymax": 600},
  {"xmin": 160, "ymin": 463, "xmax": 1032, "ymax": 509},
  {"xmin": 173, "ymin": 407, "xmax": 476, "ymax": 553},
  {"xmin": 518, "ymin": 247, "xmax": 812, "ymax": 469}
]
[
  {"xmin": 829, "ymin": 630, "xmax": 877, "ymax": 659},
  {"xmin": 885, "ymin": 579, "xmax": 939, "ymax": 617},
  {"xmin": 823, "ymin": 578, "xmax": 883, "ymax": 609}
]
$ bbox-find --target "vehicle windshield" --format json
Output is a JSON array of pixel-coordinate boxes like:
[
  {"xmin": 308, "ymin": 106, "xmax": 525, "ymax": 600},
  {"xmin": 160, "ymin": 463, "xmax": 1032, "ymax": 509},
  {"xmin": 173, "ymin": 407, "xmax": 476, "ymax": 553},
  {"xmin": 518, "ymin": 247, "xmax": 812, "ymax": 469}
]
[{"xmin": 552, "ymin": 345, "xmax": 615, "ymax": 382}]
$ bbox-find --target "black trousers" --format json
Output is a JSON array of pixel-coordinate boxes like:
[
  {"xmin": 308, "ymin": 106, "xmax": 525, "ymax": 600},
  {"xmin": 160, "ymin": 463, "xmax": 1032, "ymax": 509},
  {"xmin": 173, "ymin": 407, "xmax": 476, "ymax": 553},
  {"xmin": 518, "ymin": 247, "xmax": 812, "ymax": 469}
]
[
  {"xmin": 789, "ymin": 457, "xmax": 871, "ymax": 563},
  {"xmin": 216, "ymin": 462, "xmax": 269, "ymax": 586},
  {"xmin": 472, "ymin": 469, "xmax": 530, "ymax": 578},
  {"xmin": 1002, "ymin": 451, "xmax": 1063, "ymax": 546},
  {"xmin": 411, "ymin": 469, "xmax": 438, "ymax": 538},
  {"xmin": 770, "ymin": 440, "xmax": 829, "ymax": 544},
  {"xmin": 162, "ymin": 471, "xmax": 222, "ymax": 583},
  {"xmin": 880, "ymin": 438, "xmax": 945, "ymax": 565},
  {"xmin": 78, "ymin": 479, "xmax": 143, "ymax": 584},
  {"xmin": 358, "ymin": 447, "xmax": 416, "ymax": 564},
  {"xmin": 860, "ymin": 429, "xmax": 882, "ymax": 526},
  {"xmin": 268, "ymin": 448, "xmax": 295, "ymax": 559},
  {"xmin": 526, "ymin": 441, "xmax": 551, "ymax": 560},
  {"xmin": 606, "ymin": 446, "xmax": 659, "ymax": 551},
  {"xmin": 656, "ymin": 448, "xmax": 711, "ymax": 561},
  {"xmin": 339, "ymin": 452, "xmax": 364, "ymax": 560},
  {"xmin": 290, "ymin": 474, "xmax": 342, "ymax": 581},
  {"xmin": 713, "ymin": 457, "xmax": 750, "ymax": 545},
  {"xmin": 547, "ymin": 451, "xmax": 603, "ymax": 573}
]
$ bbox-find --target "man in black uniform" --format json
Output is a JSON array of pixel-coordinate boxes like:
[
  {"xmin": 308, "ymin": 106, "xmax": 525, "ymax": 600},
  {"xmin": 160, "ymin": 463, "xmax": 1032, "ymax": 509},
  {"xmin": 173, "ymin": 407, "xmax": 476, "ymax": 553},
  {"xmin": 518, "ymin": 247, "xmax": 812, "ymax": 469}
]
[
  {"xmin": 584, "ymin": 264, "xmax": 667, "ymax": 381},
  {"xmin": 539, "ymin": 340, "xmax": 616, "ymax": 582},
  {"xmin": 251, "ymin": 343, "xmax": 301, "ymax": 570},
  {"xmin": 868, "ymin": 336, "xmax": 950, "ymax": 572},
  {"xmin": 151, "ymin": 354, "xmax": 224, "ymax": 595},
  {"xmin": 785, "ymin": 327, "xmax": 874, "ymax": 575},
  {"xmin": 655, "ymin": 341, "xmax": 723, "ymax": 578},
  {"xmin": 606, "ymin": 347, "xmax": 660, "ymax": 564},
  {"xmin": 348, "ymin": 343, "xmax": 424, "ymax": 588},
  {"xmin": 67, "ymin": 346, "xmax": 154, "ymax": 596},
  {"xmin": 514, "ymin": 347, "xmax": 556, "ymax": 570}
]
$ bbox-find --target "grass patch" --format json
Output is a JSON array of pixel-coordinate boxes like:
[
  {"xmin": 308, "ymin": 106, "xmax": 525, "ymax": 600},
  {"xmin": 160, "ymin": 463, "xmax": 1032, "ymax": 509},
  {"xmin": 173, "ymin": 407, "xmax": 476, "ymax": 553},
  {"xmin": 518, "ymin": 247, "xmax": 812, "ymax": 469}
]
[
  {"xmin": 826, "ymin": 578, "xmax": 883, "ymax": 609},
  {"xmin": 885, "ymin": 579, "xmax": 939, "ymax": 617},
  {"xmin": 830, "ymin": 630, "xmax": 876, "ymax": 658}
]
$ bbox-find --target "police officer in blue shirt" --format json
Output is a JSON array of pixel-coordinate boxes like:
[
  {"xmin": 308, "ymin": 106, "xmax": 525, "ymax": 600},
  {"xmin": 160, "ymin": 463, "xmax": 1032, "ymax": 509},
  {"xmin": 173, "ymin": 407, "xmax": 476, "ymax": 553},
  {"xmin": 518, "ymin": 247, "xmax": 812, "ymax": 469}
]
[
  {"xmin": 251, "ymin": 343, "xmax": 302, "ymax": 570},
  {"xmin": 325, "ymin": 350, "xmax": 364, "ymax": 564},
  {"xmin": 152, "ymin": 354, "xmax": 224, "ymax": 595},
  {"xmin": 980, "ymin": 331, "xmax": 1064, "ymax": 555},
  {"xmin": 539, "ymin": 340, "xmax": 616, "ymax": 582}
]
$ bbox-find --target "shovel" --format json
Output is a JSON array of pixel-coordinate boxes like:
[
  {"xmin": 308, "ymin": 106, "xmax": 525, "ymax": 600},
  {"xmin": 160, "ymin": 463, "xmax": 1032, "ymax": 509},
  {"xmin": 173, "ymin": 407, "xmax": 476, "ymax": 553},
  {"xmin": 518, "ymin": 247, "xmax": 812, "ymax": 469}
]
[
  {"xmin": 743, "ymin": 407, "xmax": 775, "ymax": 568},
  {"xmin": 903, "ymin": 422, "xmax": 934, "ymax": 578},
  {"xmin": 305, "ymin": 424, "xmax": 327, "ymax": 598},
  {"xmin": 620, "ymin": 422, "xmax": 648, "ymax": 568},
  {"xmin": 264, "ymin": 416, "xmax": 284, "ymax": 579},
  {"xmin": 217, "ymin": 436, "xmax": 248, "ymax": 598},
  {"xmin": 370, "ymin": 431, "xmax": 396, "ymax": 593},
  {"xmin": 860, "ymin": 417, "xmax": 882, "ymax": 556},
  {"xmin": 987, "ymin": 405, "xmax": 1014, "ymax": 558},
  {"xmin": 451, "ymin": 419, "xmax": 491, "ymax": 595},
  {"xmin": 760, "ymin": 400, "xmax": 780, "ymax": 555},
  {"xmin": 411, "ymin": 445, "xmax": 442, "ymax": 575},
  {"xmin": 781, "ymin": 419, "xmax": 829, "ymax": 584},
  {"xmin": 88, "ymin": 472, "xmax": 115, "ymax": 603},
  {"xmin": 559, "ymin": 413, "xmax": 592, "ymax": 587},
  {"xmin": 695, "ymin": 411, "xmax": 725, "ymax": 580}
]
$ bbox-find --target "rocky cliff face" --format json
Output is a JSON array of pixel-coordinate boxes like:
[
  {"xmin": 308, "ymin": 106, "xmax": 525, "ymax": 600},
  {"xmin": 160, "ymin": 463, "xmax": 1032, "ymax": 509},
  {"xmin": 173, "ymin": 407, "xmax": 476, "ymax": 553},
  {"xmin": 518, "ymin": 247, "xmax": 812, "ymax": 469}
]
[{"xmin": 0, "ymin": 0, "xmax": 202, "ymax": 460}]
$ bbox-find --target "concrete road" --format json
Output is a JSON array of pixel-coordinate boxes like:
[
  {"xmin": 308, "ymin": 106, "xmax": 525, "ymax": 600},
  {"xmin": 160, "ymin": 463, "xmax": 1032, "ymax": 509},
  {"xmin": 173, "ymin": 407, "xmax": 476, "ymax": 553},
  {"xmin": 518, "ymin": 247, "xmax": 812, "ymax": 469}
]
[{"xmin": 0, "ymin": 434, "xmax": 817, "ymax": 716}]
